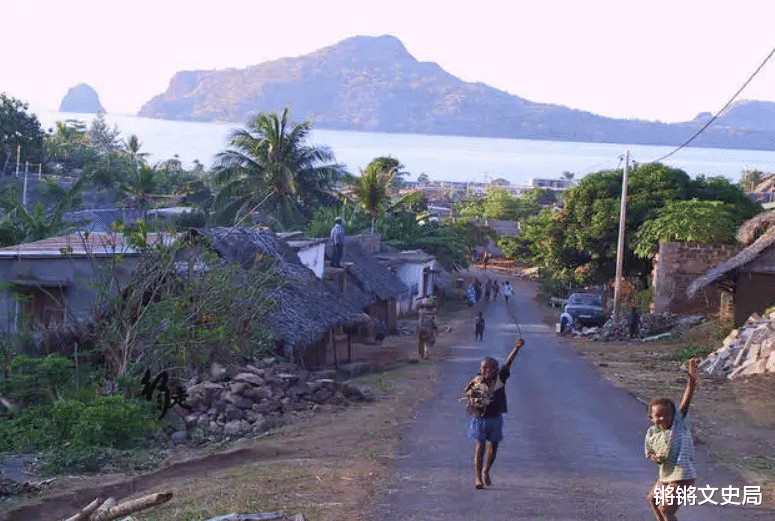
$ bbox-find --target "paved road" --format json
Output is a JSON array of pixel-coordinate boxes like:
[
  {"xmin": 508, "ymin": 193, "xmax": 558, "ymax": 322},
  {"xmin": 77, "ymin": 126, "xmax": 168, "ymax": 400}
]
[{"xmin": 370, "ymin": 278, "xmax": 773, "ymax": 520}]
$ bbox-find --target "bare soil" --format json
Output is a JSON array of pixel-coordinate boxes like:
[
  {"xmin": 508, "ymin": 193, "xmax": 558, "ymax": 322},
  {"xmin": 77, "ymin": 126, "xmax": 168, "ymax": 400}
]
[{"xmin": 4, "ymin": 269, "xmax": 773, "ymax": 519}]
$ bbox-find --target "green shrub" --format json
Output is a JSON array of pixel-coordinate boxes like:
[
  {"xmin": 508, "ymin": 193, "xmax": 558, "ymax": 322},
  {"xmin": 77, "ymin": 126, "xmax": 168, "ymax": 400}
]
[
  {"xmin": 7, "ymin": 353, "xmax": 75, "ymax": 405},
  {"xmin": 52, "ymin": 399, "xmax": 86, "ymax": 440},
  {"xmin": 41, "ymin": 445, "xmax": 112, "ymax": 474},
  {"xmin": 73, "ymin": 395, "xmax": 155, "ymax": 449},
  {"xmin": 672, "ymin": 344, "xmax": 716, "ymax": 363},
  {"xmin": 0, "ymin": 405, "xmax": 56, "ymax": 452}
]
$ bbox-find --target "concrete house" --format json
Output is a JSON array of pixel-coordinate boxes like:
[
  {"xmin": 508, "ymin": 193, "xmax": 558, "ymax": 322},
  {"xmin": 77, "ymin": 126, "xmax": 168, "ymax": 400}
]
[
  {"xmin": 374, "ymin": 249, "xmax": 438, "ymax": 314},
  {"xmin": 0, "ymin": 232, "xmax": 169, "ymax": 333}
]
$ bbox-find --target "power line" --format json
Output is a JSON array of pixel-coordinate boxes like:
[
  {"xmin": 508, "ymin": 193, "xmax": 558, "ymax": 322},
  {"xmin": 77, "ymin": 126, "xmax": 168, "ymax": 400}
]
[{"xmin": 647, "ymin": 43, "xmax": 775, "ymax": 165}]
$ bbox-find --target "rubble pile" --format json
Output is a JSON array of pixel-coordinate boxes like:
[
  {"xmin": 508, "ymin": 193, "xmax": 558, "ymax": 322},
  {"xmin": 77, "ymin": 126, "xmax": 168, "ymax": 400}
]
[
  {"xmin": 596, "ymin": 312, "xmax": 679, "ymax": 341},
  {"xmin": 172, "ymin": 360, "xmax": 372, "ymax": 445},
  {"xmin": 700, "ymin": 312, "xmax": 775, "ymax": 379}
]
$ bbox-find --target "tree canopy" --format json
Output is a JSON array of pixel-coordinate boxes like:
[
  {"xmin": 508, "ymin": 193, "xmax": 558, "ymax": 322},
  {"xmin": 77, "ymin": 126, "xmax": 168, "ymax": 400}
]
[
  {"xmin": 212, "ymin": 106, "xmax": 347, "ymax": 229},
  {"xmin": 518, "ymin": 163, "xmax": 761, "ymax": 286},
  {"xmin": 0, "ymin": 94, "xmax": 45, "ymax": 173}
]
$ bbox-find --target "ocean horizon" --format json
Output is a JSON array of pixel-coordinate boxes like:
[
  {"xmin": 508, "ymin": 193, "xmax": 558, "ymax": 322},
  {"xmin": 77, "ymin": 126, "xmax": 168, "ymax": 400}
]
[{"xmin": 36, "ymin": 111, "xmax": 775, "ymax": 187}]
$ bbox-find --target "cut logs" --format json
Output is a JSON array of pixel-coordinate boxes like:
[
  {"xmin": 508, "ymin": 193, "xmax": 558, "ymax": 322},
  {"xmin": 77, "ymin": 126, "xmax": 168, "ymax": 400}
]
[{"xmin": 62, "ymin": 492, "xmax": 173, "ymax": 521}]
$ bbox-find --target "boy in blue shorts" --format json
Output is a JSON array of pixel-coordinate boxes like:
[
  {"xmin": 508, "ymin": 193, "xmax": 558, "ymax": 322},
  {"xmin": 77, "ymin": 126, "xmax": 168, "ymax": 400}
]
[{"xmin": 464, "ymin": 337, "xmax": 525, "ymax": 489}]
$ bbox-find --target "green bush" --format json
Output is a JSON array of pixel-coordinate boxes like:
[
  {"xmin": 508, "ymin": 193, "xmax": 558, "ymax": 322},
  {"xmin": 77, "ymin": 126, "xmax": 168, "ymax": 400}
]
[
  {"xmin": 672, "ymin": 344, "xmax": 716, "ymax": 363},
  {"xmin": 41, "ymin": 445, "xmax": 112, "ymax": 474},
  {"xmin": 52, "ymin": 399, "xmax": 86, "ymax": 440},
  {"xmin": 74, "ymin": 395, "xmax": 155, "ymax": 449},
  {"xmin": 0, "ymin": 395, "xmax": 156, "ymax": 456},
  {"xmin": 7, "ymin": 353, "xmax": 75, "ymax": 405},
  {"xmin": 0, "ymin": 405, "xmax": 56, "ymax": 452}
]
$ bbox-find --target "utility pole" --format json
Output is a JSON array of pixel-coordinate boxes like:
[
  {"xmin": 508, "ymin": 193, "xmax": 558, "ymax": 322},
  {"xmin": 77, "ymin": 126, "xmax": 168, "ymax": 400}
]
[{"xmin": 613, "ymin": 150, "xmax": 630, "ymax": 323}]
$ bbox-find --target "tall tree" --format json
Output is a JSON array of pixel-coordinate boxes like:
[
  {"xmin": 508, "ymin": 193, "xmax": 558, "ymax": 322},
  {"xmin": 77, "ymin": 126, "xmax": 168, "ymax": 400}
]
[
  {"xmin": 520, "ymin": 163, "xmax": 761, "ymax": 286},
  {"xmin": 213, "ymin": 106, "xmax": 346, "ymax": 228},
  {"xmin": 347, "ymin": 160, "xmax": 395, "ymax": 233},
  {"xmin": 0, "ymin": 94, "xmax": 45, "ymax": 175},
  {"xmin": 119, "ymin": 164, "xmax": 158, "ymax": 220}
]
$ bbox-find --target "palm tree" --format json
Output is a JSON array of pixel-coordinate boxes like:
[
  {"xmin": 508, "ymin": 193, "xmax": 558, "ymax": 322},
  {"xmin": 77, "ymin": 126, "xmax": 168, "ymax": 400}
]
[
  {"xmin": 212, "ymin": 106, "xmax": 347, "ymax": 228},
  {"xmin": 123, "ymin": 134, "xmax": 149, "ymax": 173},
  {"xmin": 347, "ymin": 160, "xmax": 396, "ymax": 234},
  {"xmin": 119, "ymin": 164, "xmax": 157, "ymax": 221}
]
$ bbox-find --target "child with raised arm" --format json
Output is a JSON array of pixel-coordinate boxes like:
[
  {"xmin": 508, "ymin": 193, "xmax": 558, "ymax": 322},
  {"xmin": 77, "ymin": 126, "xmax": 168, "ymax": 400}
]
[
  {"xmin": 645, "ymin": 358, "xmax": 699, "ymax": 521},
  {"xmin": 463, "ymin": 337, "xmax": 525, "ymax": 489}
]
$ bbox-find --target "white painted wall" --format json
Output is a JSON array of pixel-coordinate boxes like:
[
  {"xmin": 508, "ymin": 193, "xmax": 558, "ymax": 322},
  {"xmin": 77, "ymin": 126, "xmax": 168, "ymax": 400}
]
[
  {"xmin": 392, "ymin": 259, "xmax": 436, "ymax": 312},
  {"xmin": 295, "ymin": 242, "xmax": 326, "ymax": 279}
]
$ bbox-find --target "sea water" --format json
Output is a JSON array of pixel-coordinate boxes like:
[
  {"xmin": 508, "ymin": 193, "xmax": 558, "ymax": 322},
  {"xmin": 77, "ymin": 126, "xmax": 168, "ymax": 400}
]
[{"xmin": 36, "ymin": 111, "xmax": 775, "ymax": 186}]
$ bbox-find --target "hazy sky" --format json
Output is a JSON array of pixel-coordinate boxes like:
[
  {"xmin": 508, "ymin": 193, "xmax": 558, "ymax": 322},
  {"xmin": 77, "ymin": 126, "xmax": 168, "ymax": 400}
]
[{"xmin": 5, "ymin": 1, "xmax": 775, "ymax": 123}]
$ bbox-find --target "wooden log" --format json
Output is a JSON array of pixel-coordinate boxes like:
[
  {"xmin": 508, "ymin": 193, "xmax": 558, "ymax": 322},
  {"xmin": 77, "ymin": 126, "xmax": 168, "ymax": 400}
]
[
  {"xmin": 63, "ymin": 498, "xmax": 102, "ymax": 521},
  {"xmin": 92, "ymin": 498, "xmax": 116, "ymax": 520},
  {"xmin": 91, "ymin": 492, "xmax": 173, "ymax": 521},
  {"xmin": 202, "ymin": 513, "xmax": 288, "ymax": 521}
]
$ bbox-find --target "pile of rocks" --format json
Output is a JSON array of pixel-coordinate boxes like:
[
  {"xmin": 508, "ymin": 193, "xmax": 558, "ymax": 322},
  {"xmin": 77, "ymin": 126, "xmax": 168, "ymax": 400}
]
[
  {"xmin": 596, "ymin": 312, "xmax": 679, "ymax": 341},
  {"xmin": 168, "ymin": 359, "xmax": 372, "ymax": 445},
  {"xmin": 700, "ymin": 312, "xmax": 775, "ymax": 378}
]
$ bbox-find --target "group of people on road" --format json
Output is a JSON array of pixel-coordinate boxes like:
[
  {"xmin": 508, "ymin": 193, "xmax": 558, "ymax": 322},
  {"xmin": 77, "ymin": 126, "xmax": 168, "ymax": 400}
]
[{"xmin": 330, "ymin": 217, "xmax": 697, "ymax": 520}]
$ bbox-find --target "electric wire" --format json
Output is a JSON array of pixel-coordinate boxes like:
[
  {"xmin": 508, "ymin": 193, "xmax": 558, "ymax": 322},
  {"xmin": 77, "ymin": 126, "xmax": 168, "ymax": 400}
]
[{"xmin": 646, "ymin": 44, "xmax": 775, "ymax": 165}]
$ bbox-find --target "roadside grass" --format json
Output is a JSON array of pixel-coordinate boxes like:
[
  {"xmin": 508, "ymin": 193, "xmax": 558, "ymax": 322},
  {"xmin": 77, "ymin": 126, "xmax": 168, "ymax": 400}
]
[{"xmin": 136, "ymin": 460, "xmax": 347, "ymax": 521}]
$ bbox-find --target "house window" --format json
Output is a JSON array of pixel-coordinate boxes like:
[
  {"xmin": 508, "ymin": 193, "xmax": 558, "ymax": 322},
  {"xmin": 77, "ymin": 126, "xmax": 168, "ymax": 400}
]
[
  {"xmin": 16, "ymin": 286, "xmax": 66, "ymax": 330},
  {"xmin": 410, "ymin": 283, "xmax": 419, "ymax": 296}
]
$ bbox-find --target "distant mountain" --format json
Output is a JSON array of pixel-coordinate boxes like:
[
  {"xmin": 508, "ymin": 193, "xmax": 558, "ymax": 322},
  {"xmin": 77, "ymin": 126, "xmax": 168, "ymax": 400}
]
[
  {"xmin": 60, "ymin": 83, "xmax": 105, "ymax": 113},
  {"xmin": 138, "ymin": 35, "xmax": 775, "ymax": 151}
]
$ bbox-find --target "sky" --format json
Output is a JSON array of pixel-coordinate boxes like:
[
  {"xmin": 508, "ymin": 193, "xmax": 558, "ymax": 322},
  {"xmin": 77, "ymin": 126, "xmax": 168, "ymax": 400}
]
[{"xmin": 4, "ymin": 1, "xmax": 775, "ymax": 123}]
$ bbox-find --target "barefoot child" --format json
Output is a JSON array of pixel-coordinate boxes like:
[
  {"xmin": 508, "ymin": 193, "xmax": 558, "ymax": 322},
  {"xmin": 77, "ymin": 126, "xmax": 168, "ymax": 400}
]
[
  {"xmin": 463, "ymin": 338, "xmax": 525, "ymax": 489},
  {"xmin": 645, "ymin": 358, "xmax": 699, "ymax": 521},
  {"xmin": 474, "ymin": 312, "xmax": 485, "ymax": 341}
]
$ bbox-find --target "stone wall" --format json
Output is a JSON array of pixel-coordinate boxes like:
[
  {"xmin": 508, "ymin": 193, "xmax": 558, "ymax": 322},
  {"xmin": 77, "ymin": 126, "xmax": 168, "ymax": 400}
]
[{"xmin": 652, "ymin": 242, "xmax": 741, "ymax": 317}]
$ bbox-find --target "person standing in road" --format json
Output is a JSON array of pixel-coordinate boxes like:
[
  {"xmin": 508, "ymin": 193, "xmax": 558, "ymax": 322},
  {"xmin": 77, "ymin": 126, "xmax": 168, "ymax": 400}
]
[
  {"xmin": 645, "ymin": 358, "xmax": 699, "ymax": 521},
  {"xmin": 417, "ymin": 297, "xmax": 438, "ymax": 360},
  {"xmin": 474, "ymin": 311, "xmax": 485, "ymax": 341},
  {"xmin": 329, "ymin": 216, "xmax": 345, "ymax": 268},
  {"xmin": 463, "ymin": 338, "xmax": 525, "ymax": 489},
  {"xmin": 502, "ymin": 280, "xmax": 513, "ymax": 304}
]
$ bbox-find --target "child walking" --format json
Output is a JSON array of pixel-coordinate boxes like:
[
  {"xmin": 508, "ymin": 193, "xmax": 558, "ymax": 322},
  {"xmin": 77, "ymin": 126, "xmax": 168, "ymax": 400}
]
[
  {"xmin": 645, "ymin": 357, "xmax": 699, "ymax": 521},
  {"xmin": 474, "ymin": 312, "xmax": 485, "ymax": 341},
  {"xmin": 463, "ymin": 337, "xmax": 525, "ymax": 489}
]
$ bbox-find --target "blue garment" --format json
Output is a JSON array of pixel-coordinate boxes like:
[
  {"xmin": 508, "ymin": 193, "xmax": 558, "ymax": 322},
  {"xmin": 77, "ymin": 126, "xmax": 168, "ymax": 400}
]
[{"xmin": 467, "ymin": 415, "xmax": 504, "ymax": 443}]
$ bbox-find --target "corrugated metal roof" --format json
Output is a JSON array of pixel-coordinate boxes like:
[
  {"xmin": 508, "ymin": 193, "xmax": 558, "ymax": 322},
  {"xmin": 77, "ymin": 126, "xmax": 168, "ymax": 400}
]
[{"xmin": 0, "ymin": 232, "xmax": 171, "ymax": 258}]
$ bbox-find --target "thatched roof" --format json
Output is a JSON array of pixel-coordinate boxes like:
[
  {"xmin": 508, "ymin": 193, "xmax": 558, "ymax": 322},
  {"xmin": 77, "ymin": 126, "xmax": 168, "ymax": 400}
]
[
  {"xmin": 687, "ymin": 228, "xmax": 775, "ymax": 298},
  {"xmin": 737, "ymin": 210, "xmax": 775, "ymax": 245},
  {"xmin": 198, "ymin": 227, "xmax": 364, "ymax": 349},
  {"xmin": 343, "ymin": 242, "xmax": 409, "ymax": 306}
]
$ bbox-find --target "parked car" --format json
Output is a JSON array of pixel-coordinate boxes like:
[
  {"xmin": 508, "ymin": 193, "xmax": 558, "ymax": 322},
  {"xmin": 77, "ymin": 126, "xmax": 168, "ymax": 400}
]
[{"xmin": 560, "ymin": 292, "xmax": 607, "ymax": 331}]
